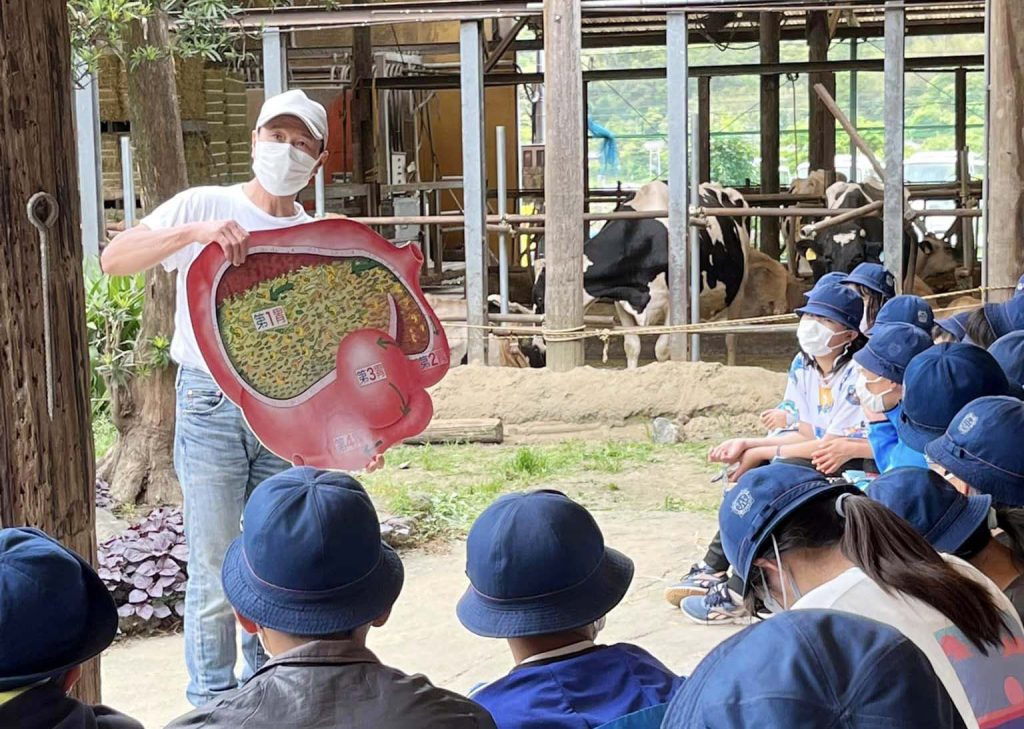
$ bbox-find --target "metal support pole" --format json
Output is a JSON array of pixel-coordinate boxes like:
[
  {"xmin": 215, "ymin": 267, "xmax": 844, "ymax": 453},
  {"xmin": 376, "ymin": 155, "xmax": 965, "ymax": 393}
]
[
  {"xmin": 690, "ymin": 111, "xmax": 702, "ymax": 362},
  {"xmin": 496, "ymin": 126, "xmax": 510, "ymax": 314},
  {"xmin": 74, "ymin": 61, "xmax": 103, "ymax": 257},
  {"xmin": 850, "ymin": 38, "xmax": 859, "ymax": 182},
  {"xmin": 460, "ymin": 21, "xmax": 488, "ymax": 365},
  {"xmin": 883, "ymin": 2, "xmax": 906, "ymax": 292},
  {"xmin": 119, "ymin": 136, "xmax": 135, "ymax": 229},
  {"xmin": 981, "ymin": 0, "xmax": 992, "ymax": 299},
  {"xmin": 667, "ymin": 11, "xmax": 689, "ymax": 361},
  {"xmin": 315, "ymin": 168, "xmax": 326, "ymax": 218},
  {"xmin": 262, "ymin": 27, "xmax": 287, "ymax": 98}
]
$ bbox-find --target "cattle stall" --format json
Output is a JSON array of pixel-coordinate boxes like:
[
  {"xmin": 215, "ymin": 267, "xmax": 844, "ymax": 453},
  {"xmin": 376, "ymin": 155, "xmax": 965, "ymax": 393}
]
[{"xmin": 196, "ymin": 1, "xmax": 1007, "ymax": 371}]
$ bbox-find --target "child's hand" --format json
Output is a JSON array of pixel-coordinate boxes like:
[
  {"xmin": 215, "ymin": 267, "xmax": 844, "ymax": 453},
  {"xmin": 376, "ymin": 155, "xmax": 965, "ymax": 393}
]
[
  {"xmin": 709, "ymin": 438, "xmax": 748, "ymax": 464},
  {"xmin": 760, "ymin": 409, "xmax": 789, "ymax": 430},
  {"xmin": 811, "ymin": 440, "xmax": 854, "ymax": 475}
]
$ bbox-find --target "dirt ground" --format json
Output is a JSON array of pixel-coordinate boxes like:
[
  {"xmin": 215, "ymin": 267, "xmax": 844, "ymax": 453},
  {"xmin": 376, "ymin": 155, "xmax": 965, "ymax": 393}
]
[
  {"xmin": 102, "ymin": 508, "xmax": 737, "ymax": 728},
  {"xmin": 101, "ymin": 361, "xmax": 787, "ymax": 726}
]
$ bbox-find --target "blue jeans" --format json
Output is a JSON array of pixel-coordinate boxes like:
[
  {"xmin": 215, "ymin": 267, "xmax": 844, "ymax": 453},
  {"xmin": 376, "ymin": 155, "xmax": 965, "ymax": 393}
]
[{"xmin": 174, "ymin": 366, "xmax": 291, "ymax": 706}]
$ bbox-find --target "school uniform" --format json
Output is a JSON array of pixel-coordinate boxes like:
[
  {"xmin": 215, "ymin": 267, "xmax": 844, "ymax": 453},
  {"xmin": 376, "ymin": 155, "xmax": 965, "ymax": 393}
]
[
  {"xmin": 471, "ymin": 642, "xmax": 683, "ymax": 729},
  {"xmin": 0, "ymin": 682, "xmax": 142, "ymax": 729},
  {"xmin": 866, "ymin": 404, "xmax": 927, "ymax": 472}
]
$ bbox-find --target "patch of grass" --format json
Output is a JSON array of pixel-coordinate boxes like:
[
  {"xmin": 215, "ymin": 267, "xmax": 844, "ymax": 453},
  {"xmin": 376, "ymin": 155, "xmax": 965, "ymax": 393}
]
[
  {"xmin": 662, "ymin": 494, "xmax": 720, "ymax": 514},
  {"xmin": 93, "ymin": 413, "xmax": 118, "ymax": 460}
]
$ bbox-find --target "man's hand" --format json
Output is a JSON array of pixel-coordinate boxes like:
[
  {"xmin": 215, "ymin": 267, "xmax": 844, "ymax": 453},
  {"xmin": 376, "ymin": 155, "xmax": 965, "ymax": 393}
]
[
  {"xmin": 811, "ymin": 439, "xmax": 855, "ymax": 476},
  {"xmin": 760, "ymin": 409, "xmax": 789, "ymax": 430},
  {"xmin": 191, "ymin": 220, "xmax": 250, "ymax": 266},
  {"xmin": 709, "ymin": 438, "xmax": 748, "ymax": 464}
]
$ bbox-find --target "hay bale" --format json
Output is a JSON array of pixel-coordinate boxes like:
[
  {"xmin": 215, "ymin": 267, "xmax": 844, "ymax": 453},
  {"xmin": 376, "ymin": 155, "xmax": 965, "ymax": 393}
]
[
  {"xmin": 97, "ymin": 56, "xmax": 127, "ymax": 121},
  {"xmin": 184, "ymin": 132, "xmax": 214, "ymax": 186},
  {"xmin": 175, "ymin": 57, "xmax": 207, "ymax": 121}
]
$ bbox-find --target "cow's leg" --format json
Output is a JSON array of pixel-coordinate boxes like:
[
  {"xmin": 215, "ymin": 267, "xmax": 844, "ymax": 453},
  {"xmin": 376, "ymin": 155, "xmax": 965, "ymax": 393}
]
[
  {"xmin": 615, "ymin": 301, "xmax": 643, "ymax": 369},
  {"xmin": 654, "ymin": 334, "xmax": 670, "ymax": 362},
  {"xmin": 725, "ymin": 333, "xmax": 737, "ymax": 366}
]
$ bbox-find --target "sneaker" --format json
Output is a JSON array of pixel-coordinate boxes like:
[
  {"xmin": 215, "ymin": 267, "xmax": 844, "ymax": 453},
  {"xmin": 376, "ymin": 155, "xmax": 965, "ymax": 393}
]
[
  {"xmin": 680, "ymin": 582, "xmax": 751, "ymax": 625},
  {"xmin": 664, "ymin": 562, "xmax": 727, "ymax": 606}
]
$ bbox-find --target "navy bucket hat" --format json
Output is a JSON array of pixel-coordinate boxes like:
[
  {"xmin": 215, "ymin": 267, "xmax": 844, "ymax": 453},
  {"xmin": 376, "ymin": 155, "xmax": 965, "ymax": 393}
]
[
  {"xmin": 221, "ymin": 467, "xmax": 404, "ymax": 636},
  {"xmin": 925, "ymin": 396, "xmax": 1024, "ymax": 506},
  {"xmin": 661, "ymin": 610, "xmax": 966, "ymax": 729},
  {"xmin": 936, "ymin": 310, "xmax": 972, "ymax": 341},
  {"xmin": 806, "ymin": 271, "xmax": 847, "ymax": 296},
  {"xmin": 457, "ymin": 490, "xmax": 634, "ymax": 638},
  {"xmin": 990, "ymin": 331, "xmax": 1024, "ymax": 386},
  {"xmin": 853, "ymin": 322, "xmax": 933, "ymax": 384},
  {"xmin": 719, "ymin": 464, "xmax": 855, "ymax": 591},
  {"xmin": 868, "ymin": 295, "xmax": 934, "ymax": 334},
  {"xmin": 842, "ymin": 262, "xmax": 896, "ymax": 299},
  {"xmin": 795, "ymin": 283, "xmax": 865, "ymax": 333},
  {"xmin": 868, "ymin": 467, "xmax": 991, "ymax": 553},
  {"xmin": 0, "ymin": 528, "xmax": 118, "ymax": 691},
  {"xmin": 983, "ymin": 298, "xmax": 1024, "ymax": 340},
  {"xmin": 896, "ymin": 343, "xmax": 1018, "ymax": 453}
]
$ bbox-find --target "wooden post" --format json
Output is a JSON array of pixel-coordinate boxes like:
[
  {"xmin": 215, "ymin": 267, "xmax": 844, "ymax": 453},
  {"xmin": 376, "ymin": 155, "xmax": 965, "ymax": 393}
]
[
  {"xmin": 352, "ymin": 27, "xmax": 375, "ymax": 189},
  {"xmin": 667, "ymin": 12, "xmax": 690, "ymax": 362},
  {"xmin": 807, "ymin": 10, "xmax": 836, "ymax": 174},
  {"xmin": 0, "ymin": 0, "xmax": 99, "ymax": 702},
  {"xmin": 698, "ymin": 76, "xmax": 711, "ymax": 184},
  {"xmin": 987, "ymin": 0, "xmax": 1024, "ymax": 302},
  {"xmin": 954, "ymin": 67, "xmax": 969, "ymax": 250},
  {"xmin": 883, "ymin": 1, "xmax": 906, "ymax": 294},
  {"xmin": 760, "ymin": 12, "xmax": 781, "ymax": 258},
  {"xmin": 543, "ymin": 0, "xmax": 586, "ymax": 370}
]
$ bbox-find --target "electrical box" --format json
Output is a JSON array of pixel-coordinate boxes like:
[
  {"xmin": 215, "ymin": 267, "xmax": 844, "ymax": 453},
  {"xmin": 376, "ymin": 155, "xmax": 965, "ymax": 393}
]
[
  {"xmin": 393, "ymin": 195, "xmax": 420, "ymax": 243},
  {"xmin": 390, "ymin": 152, "xmax": 408, "ymax": 186}
]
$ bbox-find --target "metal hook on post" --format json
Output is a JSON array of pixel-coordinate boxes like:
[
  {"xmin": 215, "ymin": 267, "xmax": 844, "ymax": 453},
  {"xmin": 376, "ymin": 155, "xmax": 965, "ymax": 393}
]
[{"xmin": 26, "ymin": 192, "xmax": 59, "ymax": 420}]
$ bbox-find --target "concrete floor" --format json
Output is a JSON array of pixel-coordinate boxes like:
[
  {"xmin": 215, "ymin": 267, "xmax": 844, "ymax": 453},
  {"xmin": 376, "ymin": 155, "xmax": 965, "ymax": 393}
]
[{"xmin": 102, "ymin": 510, "xmax": 739, "ymax": 728}]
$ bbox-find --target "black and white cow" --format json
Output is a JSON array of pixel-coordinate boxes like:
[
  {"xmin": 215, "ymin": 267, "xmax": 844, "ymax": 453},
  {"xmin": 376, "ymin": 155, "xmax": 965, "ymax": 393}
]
[
  {"xmin": 532, "ymin": 181, "xmax": 750, "ymax": 369},
  {"xmin": 793, "ymin": 180, "xmax": 956, "ymax": 286}
]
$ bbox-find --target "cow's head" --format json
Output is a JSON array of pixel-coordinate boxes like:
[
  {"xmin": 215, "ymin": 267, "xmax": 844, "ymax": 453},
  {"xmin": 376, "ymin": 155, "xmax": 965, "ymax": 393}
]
[{"xmin": 916, "ymin": 234, "xmax": 958, "ymax": 280}]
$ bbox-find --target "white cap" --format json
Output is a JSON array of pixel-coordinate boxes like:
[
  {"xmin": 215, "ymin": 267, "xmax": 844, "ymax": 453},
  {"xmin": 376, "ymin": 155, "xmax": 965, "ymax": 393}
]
[{"xmin": 256, "ymin": 89, "xmax": 328, "ymax": 144}]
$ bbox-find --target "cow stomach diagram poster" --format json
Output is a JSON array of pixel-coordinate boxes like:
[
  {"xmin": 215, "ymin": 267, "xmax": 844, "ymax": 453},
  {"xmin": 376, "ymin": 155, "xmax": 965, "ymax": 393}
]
[{"xmin": 187, "ymin": 219, "xmax": 451, "ymax": 471}]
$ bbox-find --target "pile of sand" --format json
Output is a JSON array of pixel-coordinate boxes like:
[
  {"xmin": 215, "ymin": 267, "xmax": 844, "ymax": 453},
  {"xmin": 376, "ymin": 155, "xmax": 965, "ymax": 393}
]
[{"xmin": 428, "ymin": 361, "xmax": 786, "ymax": 439}]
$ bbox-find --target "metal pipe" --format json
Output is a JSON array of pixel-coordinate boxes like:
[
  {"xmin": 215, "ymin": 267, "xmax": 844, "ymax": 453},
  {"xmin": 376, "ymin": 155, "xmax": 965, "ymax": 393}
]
[
  {"xmin": 666, "ymin": 11, "xmax": 689, "ymax": 361},
  {"xmin": 981, "ymin": 0, "xmax": 992, "ymax": 300},
  {"xmin": 74, "ymin": 59, "xmax": 103, "ymax": 257},
  {"xmin": 460, "ymin": 20, "xmax": 488, "ymax": 364},
  {"xmin": 800, "ymin": 200, "xmax": 884, "ymax": 238},
  {"xmin": 813, "ymin": 83, "xmax": 885, "ymax": 182},
  {"xmin": 262, "ymin": 27, "xmax": 287, "ymax": 97},
  {"xmin": 690, "ymin": 109, "xmax": 702, "ymax": 361},
  {"xmin": 315, "ymin": 168, "xmax": 326, "ymax": 217},
  {"xmin": 496, "ymin": 126, "xmax": 510, "ymax": 315},
  {"xmin": 883, "ymin": 1, "xmax": 907, "ymax": 292},
  {"xmin": 119, "ymin": 136, "xmax": 135, "ymax": 229},
  {"xmin": 850, "ymin": 38, "xmax": 859, "ymax": 183}
]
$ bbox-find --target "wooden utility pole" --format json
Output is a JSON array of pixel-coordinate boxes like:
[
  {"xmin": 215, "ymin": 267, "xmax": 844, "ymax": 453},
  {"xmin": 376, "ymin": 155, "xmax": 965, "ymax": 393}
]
[
  {"xmin": 543, "ymin": 0, "xmax": 586, "ymax": 370},
  {"xmin": 987, "ymin": 0, "xmax": 1024, "ymax": 302},
  {"xmin": 760, "ymin": 12, "xmax": 781, "ymax": 259},
  {"xmin": 697, "ymin": 76, "xmax": 711, "ymax": 184},
  {"xmin": 807, "ymin": 10, "xmax": 836, "ymax": 174},
  {"xmin": 0, "ymin": 0, "xmax": 99, "ymax": 702}
]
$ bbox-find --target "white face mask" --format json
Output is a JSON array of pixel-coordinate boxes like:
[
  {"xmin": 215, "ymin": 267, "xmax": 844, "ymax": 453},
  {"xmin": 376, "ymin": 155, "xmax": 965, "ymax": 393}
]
[
  {"xmin": 759, "ymin": 534, "xmax": 803, "ymax": 614},
  {"xmin": 855, "ymin": 371, "xmax": 895, "ymax": 413},
  {"xmin": 859, "ymin": 311, "xmax": 870, "ymax": 335},
  {"xmin": 252, "ymin": 140, "xmax": 319, "ymax": 197},
  {"xmin": 797, "ymin": 318, "xmax": 842, "ymax": 358}
]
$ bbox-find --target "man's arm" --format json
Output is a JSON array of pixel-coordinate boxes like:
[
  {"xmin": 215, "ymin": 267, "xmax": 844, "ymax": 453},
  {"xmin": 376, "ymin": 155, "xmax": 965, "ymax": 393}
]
[{"xmin": 101, "ymin": 220, "xmax": 250, "ymax": 276}]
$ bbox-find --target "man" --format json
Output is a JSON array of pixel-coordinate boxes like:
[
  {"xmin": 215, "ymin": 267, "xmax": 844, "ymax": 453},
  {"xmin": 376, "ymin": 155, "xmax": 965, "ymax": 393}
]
[
  {"xmin": 101, "ymin": 89, "xmax": 334, "ymax": 705},
  {"xmin": 457, "ymin": 490, "xmax": 682, "ymax": 729},
  {"xmin": 0, "ymin": 527, "xmax": 143, "ymax": 729},
  {"xmin": 166, "ymin": 467, "xmax": 496, "ymax": 729}
]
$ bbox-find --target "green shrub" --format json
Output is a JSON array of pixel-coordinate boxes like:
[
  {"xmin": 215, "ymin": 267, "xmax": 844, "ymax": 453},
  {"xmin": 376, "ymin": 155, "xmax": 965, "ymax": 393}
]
[{"xmin": 84, "ymin": 260, "xmax": 145, "ymax": 416}]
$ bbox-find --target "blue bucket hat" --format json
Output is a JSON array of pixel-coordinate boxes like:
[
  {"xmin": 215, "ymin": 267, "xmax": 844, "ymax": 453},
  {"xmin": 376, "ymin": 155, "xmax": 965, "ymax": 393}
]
[
  {"xmin": 853, "ymin": 322, "xmax": 933, "ymax": 384},
  {"xmin": 662, "ymin": 609, "xmax": 965, "ymax": 729},
  {"xmin": 896, "ymin": 343, "xmax": 1018, "ymax": 453},
  {"xmin": 868, "ymin": 295, "xmax": 934, "ymax": 334},
  {"xmin": 221, "ymin": 467, "xmax": 404, "ymax": 636},
  {"xmin": 936, "ymin": 310, "xmax": 972, "ymax": 341},
  {"xmin": 795, "ymin": 283, "xmax": 865, "ymax": 333},
  {"xmin": 990, "ymin": 331, "xmax": 1024, "ymax": 386},
  {"xmin": 719, "ymin": 464, "xmax": 855, "ymax": 591},
  {"xmin": 0, "ymin": 528, "xmax": 118, "ymax": 691},
  {"xmin": 842, "ymin": 262, "xmax": 896, "ymax": 299},
  {"xmin": 925, "ymin": 396, "xmax": 1024, "ymax": 506},
  {"xmin": 806, "ymin": 271, "xmax": 848, "ymax": 296},
  {"xmin": 868, "ymin": 467, "xmax": 991, "ymax": 553},
  {"xmin": 983, "ymin": 297, "xmax": 1024, "ymax": 340},
  {"xmin": 457, "ymin": 490, "xmax": 634, "ymax": 638}
]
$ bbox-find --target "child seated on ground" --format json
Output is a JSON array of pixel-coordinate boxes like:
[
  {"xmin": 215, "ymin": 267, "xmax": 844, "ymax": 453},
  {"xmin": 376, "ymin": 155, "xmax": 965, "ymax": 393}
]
[
  {"xmin": 166, "ymin": 467, "xmax": 496, "ymax": 729},
  {"xmin": 841, "ymin": 262, "xmax": 896, "ymax": 333},
  {"xmin": 867, "ymin": 294, "xmax": 934, "ymax": 334},
  {"xmin": 852, "ymin": 322, "xmax": 934, "ymax": 471},
  {"xmin": 990, "ymin": 331, "xmax": 1024, "ymax": 387},
  {"xmin": 662, "ymin": 610, "xmax": 967, "ymax": 729},
  {"xmin": 0, "ymin": 528, "xmax": 143, "ymax": 729},
  {"xmin": 458, "ymin": 490, "xmax": 683, "ymax": 729}
]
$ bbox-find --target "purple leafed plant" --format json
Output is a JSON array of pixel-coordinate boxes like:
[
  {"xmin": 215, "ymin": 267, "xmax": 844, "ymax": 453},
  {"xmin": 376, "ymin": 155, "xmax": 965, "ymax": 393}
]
[
  {"xmin": 95, "ymin": 478, "xmax": 113, "ymax": 510},
  {"xmin": 98, "ymin": 506, "xmax": 188, "ymax": 634}
]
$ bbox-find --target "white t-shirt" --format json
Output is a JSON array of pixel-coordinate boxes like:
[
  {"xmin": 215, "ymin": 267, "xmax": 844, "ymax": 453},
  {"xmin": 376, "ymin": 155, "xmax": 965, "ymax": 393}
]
[
  {"xmin": 779, "ymin": 352, "xmax": 866, "ymax": 439},
  {"xmin": 794, "ymin": 557, "xmax": 1024, "ymax": 729},
  {"xmin": 141, "ymin": 184, "xmax": 311, "ymax": 372}
]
